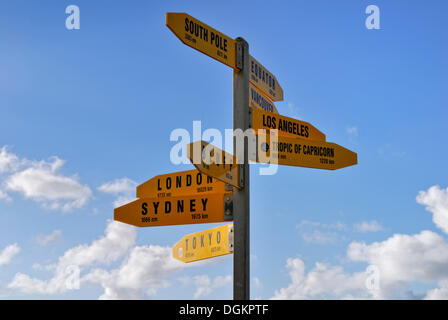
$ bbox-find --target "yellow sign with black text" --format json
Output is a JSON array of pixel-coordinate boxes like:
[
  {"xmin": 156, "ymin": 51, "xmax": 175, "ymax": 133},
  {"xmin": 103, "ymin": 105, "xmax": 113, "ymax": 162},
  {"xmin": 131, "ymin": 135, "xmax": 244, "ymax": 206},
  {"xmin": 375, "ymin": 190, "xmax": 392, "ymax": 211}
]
[
  {"xmin": 173, "ymin": 223, "xmax": 233, "ymax": 263},
  {"xmin": 166, "ymin": 12, "xmax": 236, "ymax": 69},
  {"xmin": 249, "ymin": 82, "xmax": 279, "ymax": 114},
  {"xmin": 249, "ymin": 55, "xmax": 283, "ymax": 102},
  {"xmin": 136, "ymin": 169, "xmax": 230, "ymax": 198},
  {"xmin": 256, "ymin": 133, "xmax": 357, "ymax": 170},
  {"xmin": 187, "ymin": 140, "xmax": 241, "ymax": 189},
  {"xmin": 251, "ymin": 107, "xmax": 326, "ymax": 142},
  {"xmin": 114, "ymin": 193, "xmax": 233, "ymax": 227}
]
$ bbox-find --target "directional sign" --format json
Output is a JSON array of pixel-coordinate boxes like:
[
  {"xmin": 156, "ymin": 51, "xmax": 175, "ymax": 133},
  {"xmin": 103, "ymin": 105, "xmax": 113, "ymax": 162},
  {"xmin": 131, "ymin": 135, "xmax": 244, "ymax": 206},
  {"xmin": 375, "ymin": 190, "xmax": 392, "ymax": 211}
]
[
  {"xmin": 251, "ymin": 107, "xmax": 326, "ymax": 142},
  {"xmin": 249, "ymin": 82, "xmax": 279, "ymax": 114},
  {"xmin": 114, "ymin": 193, "xmax": 233, "ymax": 227},
  {"xmin": 249, "ymin": 55, "xmax": 283, "ymax": 102},
  {"xmin": 187, "ymin": 140, "xmax": 241, "ymax": 189},
  {"xmin": 166, "ymin": 12, "xmax": 236, "ymax": 69},
  {"xmin": 256, "ymin": 133, "xmax": 357, "ymax": 170},
  {"xmin": 173, "ymin": 223, "xmax": 234, "ymax": 263},
  {"xmin": 136, "ymin": 169, "xmax": 230, "ymax": 199}
]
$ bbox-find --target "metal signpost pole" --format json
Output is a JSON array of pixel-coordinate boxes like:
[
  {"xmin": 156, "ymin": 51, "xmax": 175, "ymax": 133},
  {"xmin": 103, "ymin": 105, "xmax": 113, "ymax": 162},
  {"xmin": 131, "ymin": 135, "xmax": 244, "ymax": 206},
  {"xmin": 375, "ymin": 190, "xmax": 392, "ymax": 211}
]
[{"xmin": 233, "ymin": 37, "xmax": 250, "ymax": 300}]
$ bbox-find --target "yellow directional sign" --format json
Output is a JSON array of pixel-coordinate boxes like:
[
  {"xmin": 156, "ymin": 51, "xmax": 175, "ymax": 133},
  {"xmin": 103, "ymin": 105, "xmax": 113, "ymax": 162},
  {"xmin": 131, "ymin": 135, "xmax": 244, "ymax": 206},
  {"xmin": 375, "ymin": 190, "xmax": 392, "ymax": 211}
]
[
  {"xmin": 187, "ymin": 140, "xmax": 241, "ymax": 189},
  {"xmin": 136, "ymin": 169, "xmax": 230, "ymax": 198},
  {"xmin": 114, "ymin": 193, "xmax": 233, "ymax": 227},
  {"xmin": 251, "ymin": 107, "xmax": 326, "ymax": 142},
  {"xmin": 249, "ymin": 55, "xmax": 283, "ymax": 102},
  {"xmin": 166, "ymin": 12, "xmax": 236, "ymax": 69},
  {"xmin": 256, "ymin": 133, "xmax": 357, "ymax": 170},
  {"xmin": 173, "ymin": 223, "xmax": 233, "ymax": 263},
  {"xmin": 249, "ymin": 82, "xmax": 279, "ymax": 114}
]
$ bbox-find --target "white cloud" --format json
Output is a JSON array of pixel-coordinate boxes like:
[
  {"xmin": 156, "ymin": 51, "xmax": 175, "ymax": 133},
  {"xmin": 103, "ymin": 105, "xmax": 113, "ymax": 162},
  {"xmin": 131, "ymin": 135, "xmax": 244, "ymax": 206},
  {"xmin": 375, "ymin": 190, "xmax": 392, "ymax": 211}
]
[
  {"xmin": 97, "ymin": 178, "xmax": 137, "ymax": 207},
  {"xmin": 83, "ymin": 245, "xmax": 185, "ymax": 299},
  {"xmin": 0, "ymin": 243, "xmax": 20, "ymax": 266},
  {"xmin": 348, "ymin": 230, "xmax": 448, "ymax": 282},
  {"xmin": 179, "ymin": 274, "xmax": 232, "ymax": 299},
  {"xmin": 36, "ymin": 230, "xmax": 62, "ymax": 246},
  {"xmin": 425, "ymin": 280, "xmax": 448, "ymax": 299},
  {"xmin": 354, "ymin": 221, "xmax": 383, "ymax": 233},
  {"xmin": 271, "ymin": 257, "xmax": 370, "ymax": 299},
  {"xmin": 416, "ymin": 185, "xmax": 448, "ymax": 234},
  {"xmin": 302, "ymin": 230, "xmax": 339, "ymax": 245},
  {"xmin": 274, "ymin": 185, "xmax": 448, "ymax": 299},
  {"xmin": 8, "ymin": 221, "xmax": 136, "ymax": 295},
  {"xmin": 0, "ymin": 146, "xmax": 19, "ymax": 173},
  {"xmin": 297, "ymin": 220, "xmax": 347, "ymax": 245},
  {"xmin": 0, "ymin": 189, "xmax": 11, "ymax": 202},
  {"xmin": 97, "ymin": 178, "xmax": 137, "ymax": 195},
  {"xmin": 4, "ymin": 154, "xmax": 91, "ymax": 211},
  {"xmin": 348, "ymin": 230, "xmax": 448, "ymax": 298}
]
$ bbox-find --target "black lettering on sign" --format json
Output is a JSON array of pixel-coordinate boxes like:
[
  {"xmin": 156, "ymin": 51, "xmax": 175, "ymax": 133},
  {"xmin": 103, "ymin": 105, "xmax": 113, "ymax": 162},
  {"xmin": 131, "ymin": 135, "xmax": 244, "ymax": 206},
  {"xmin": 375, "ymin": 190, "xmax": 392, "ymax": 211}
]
[
  {"xmin": 217, "ymin": 231, "xmax": 221, "ymax": 244},
  {"xmin": 177, "ymin": 200, "xmax": 184, "ymax": 213},
  {"xmin": 196, "ymin": 173, "xmax": 202, "ymax": 185},
  {"xmin": 165, "ymin": 201, "xmax": 171, "ymax": 214},
  {"xmin": 166, "ymin": 177, "xmax": 172, "ymax": 190},
  {"xmin": 192, "ymin": 237, "xmax": 196, "ymax": 249},
  {"xmin": 176, "ymin": 175, "xmax": 182, "ymax": 188},
  {"xmin": 190, "ymin": 199, "xmax": 196, "ymax": 212},
  {"xmin": 208, "ymin": 232, "xmax": 212, "ymax": 245},
  {"xmin": 153, "ymin": 202, "xmax": 159, "ymax": 214},
  {"xmin": 157, "ymin": 179, "xmax": 162, "ymax": 191},
  {"xmin": 201, "ymin": 198, "xmax": 208, "ymax": 211},
  {"xmin": 141, "ymin": 202, "xmax": 148, "ymax": 215},
  {"xmin": 185, "ymin": 239, "xmax": 189, "ymax": 251},
  {"xmin": 186, "ymin": 174, "xmax": 192, "ymax": 186},
  {"xmin": 184, "ymin": 18, "xmax": 209, "ymax": 42},
  {"xmin": 201, "ymin": 234, "xmax": 205, "ymax": 247}
]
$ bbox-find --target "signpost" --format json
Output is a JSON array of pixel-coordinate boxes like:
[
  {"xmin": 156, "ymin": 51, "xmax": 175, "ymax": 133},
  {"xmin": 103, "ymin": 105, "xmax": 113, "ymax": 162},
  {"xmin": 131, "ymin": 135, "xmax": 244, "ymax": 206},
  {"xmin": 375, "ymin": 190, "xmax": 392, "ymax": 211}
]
[
  {"xmin": 136, "ymin": 169, "xmax": 230, "ymax": 198},
  {"xmin": 249, "ymin": 55, "xmax": 283, "ymax": 102},
  {"xmin": 173, "ymin": 223, "xmax": 234, "ymax": 263},
  {"xmin": 233, "ymin": 38, "xmax": 251, "ymax": 300},
  {"xmin": 187, "ymin": 140, "xmax": 242, "ymax": 189},
  {"xmin": 256, "ymin": 133, "xmax": 358, "ymax": 170},
  {"xmin": 166, "ymin": 13, "xmax": 237, "ymax": 69},
  {"xmin": 112, "ymin": 11, "xmax": 358, "ymax": 301},
  {"xmin": 249, "ymin": 82, "xmax": 279, "ymax": 114},
  {"xmin": 114, "ymin": 193, "xmax": 233, "ymax": 227},
  {"xmin": 251, "ymin": 107, "xmax": 326, "ymax": 141}
]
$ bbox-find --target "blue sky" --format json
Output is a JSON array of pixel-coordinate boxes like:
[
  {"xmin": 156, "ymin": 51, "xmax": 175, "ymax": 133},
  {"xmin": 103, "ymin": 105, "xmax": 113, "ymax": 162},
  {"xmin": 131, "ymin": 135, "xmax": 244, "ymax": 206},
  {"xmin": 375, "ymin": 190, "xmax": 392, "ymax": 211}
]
[{"xmin": 0, "ymin": 0, "xmax": 447, "ymax": 299}]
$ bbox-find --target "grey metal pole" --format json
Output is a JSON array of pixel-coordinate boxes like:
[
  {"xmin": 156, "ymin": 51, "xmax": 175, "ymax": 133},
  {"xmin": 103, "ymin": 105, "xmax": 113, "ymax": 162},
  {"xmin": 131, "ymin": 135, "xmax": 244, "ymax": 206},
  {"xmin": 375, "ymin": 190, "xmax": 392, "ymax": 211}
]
[{"xmin": 233, "ymin": 37, "xmax": 250, "ymax": 300}]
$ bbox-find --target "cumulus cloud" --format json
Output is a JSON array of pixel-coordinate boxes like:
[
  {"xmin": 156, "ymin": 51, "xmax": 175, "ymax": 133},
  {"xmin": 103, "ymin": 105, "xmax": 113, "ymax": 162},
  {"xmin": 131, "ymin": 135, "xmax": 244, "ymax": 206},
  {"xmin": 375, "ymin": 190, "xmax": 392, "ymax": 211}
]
[
  {"xmin": 0, "ymin": 146, "xmax": 19, "ymax": 173},
  {"xmin": 5, "ymin": 157, "xmax": 92, "ymax": 211},
  {"xmin": 8, "ymin": 221, "xmax": 136, "ymax": 295},
  {"xmin": 97, "ymin": 178, "xmax": 137, "ymax": 207},
  {"xmin": 425, "ymin": 280, "xmax": 448, "ymax": 300},
  {"xmin": 416, "ymin": 185, "xmax": 448, "ymax": 234},
  {"xmin": 271, "ymin": 257, "xmax": 370, "ymax": 299},
  {"xmin": 0, "ymin": 243, "xmax": 20, "ymax": 267},
  {"xmin": 83, "ymin": 245, "xmax": 185, "ymax": 299},
  {"xmin": 36, "ymin": 230, "xmax": 62, "ymax": 246},
  {"xmin": 274, "ymin": 185, "xmax": 448, "ymax": 299},
  {"xmin": 178, "ymin": 274, "xmax": 232, "ymax": 299},
  {"xmin": 0, "ymin": 147, "xmax": 92, "ymax": 211},
  {"xmin": 348, "ymin": 230, "xmax": 448, "ymax": 290}
]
